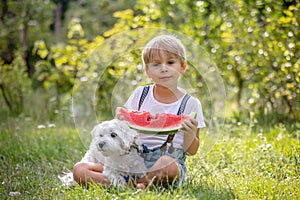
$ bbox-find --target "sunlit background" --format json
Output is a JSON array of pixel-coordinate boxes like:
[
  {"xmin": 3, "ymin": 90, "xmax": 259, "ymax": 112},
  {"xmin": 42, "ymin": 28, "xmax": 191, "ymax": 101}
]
[{"xmin": 0, "ymin": 0, "xmax": 299, "ymax": 199}]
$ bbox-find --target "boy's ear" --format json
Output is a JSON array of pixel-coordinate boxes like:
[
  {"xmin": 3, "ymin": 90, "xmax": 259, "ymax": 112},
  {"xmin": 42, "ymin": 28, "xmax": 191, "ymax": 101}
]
[{"xmin": 181, "ymin": 61, "xmax": 187, "ymax": 73}]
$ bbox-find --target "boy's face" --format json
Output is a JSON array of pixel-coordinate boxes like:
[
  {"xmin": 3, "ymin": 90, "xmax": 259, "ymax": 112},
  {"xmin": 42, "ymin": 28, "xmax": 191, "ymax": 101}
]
[{"xmin": 145, "ymin": 50, "xmax": 186, "ymax": 88}]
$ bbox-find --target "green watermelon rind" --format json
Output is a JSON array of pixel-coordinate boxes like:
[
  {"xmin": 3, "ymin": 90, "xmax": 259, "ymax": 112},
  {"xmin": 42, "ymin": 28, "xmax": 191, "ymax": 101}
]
[{"xmin": 128, "ymin": 124, "xmax": 180, "ymax": 135}]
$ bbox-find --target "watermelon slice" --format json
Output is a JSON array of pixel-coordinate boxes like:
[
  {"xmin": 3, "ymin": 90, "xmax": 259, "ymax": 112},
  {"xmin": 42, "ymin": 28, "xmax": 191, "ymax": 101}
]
[{"xmin": 116, "ymin": 107, "xmax": 196, "ymax": 134}]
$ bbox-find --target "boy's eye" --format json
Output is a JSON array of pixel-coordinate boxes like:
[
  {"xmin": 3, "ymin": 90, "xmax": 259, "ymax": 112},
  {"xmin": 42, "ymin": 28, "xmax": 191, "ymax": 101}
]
[
  {"xmin": 152, "ymin": 63, "xmax": 160, "ymax": 67},
  {"xmin": 168, "ymin": 61, "xmax": 175, "ymax": 64}
]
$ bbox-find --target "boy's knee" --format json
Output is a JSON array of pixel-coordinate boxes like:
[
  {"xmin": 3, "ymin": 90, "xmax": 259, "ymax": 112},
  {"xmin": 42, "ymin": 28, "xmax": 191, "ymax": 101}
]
[
  {"xmin": 73, "ymin": 162, "xmax": 86, "ymax": 183},
  {"xmin": 157, "ymin": 155, "xmax": 181, "ymax": 178},
  {"xmin": 158, "ymin": 155, "xmax": 176, "ymax": 167}
]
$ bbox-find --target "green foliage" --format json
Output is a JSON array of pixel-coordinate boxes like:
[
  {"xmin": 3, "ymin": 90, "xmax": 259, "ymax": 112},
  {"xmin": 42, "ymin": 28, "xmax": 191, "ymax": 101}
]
[
  {"xmin": 64, "ymin": 0, "xmax": 136, "ymax": 40},
  {"xmin": 32, "ymin": 19, "xmax": 95, "ymax": 117},
  {"xmin": 0, "ymin": 0, "xmax": 55, "ymax": 59},
  {"xmin": 103, "ymin": 0, "xmax": 300, "ymax": 122},
  {"xmin": 0, "ymin": 52, "xmax": 31, "ymax": 115}
]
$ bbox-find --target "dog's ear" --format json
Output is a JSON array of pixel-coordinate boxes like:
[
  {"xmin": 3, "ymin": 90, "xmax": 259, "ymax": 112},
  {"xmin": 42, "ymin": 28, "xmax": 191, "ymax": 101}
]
[
  {"xmin": 117, "ymin": 120, "xmax": 138, "ymax": 150},
  {"xmin": 91, "ymin": 123, "xmax": 101, "ymax": 138},
  {"xmin": 91, "ymin": 125, "xmax": 97, "ymax": 138}
]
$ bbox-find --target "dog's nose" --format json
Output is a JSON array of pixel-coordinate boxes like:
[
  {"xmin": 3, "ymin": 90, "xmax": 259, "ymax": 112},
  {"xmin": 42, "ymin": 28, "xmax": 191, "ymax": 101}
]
[{"xmin": 98, "ymin": 142, "xmax": 105, "ymax": 149}]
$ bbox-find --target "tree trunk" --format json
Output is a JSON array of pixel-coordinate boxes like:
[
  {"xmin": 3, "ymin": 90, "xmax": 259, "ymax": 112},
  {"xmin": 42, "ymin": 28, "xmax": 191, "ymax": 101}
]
[
  {"xmin": 0, "ymin": 83, "xmax": 13, "ymax": 112},
  {"xmin": 1, "ymin": 0, "xmax": 8, "ymax": 22},
  {"xmin": 20, "ymin": 20, "xmax": 28, "ymax": 64},
  {"xmin": 55, "ymin": 2, "xmax": 62, "ymax": 42},
  {"xmin": 233, "ymin": 66, "xmax": 243, "ymax": 107},
  {"xmin": 20, "ymin": 9, "xmax": 31, "ymax": 77}
]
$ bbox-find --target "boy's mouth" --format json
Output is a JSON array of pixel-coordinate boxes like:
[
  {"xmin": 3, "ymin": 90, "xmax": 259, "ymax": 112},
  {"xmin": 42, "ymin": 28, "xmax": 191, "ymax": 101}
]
[{"xmin": 160, "ymin": 76, "xmax": 172, "ymax": 80}]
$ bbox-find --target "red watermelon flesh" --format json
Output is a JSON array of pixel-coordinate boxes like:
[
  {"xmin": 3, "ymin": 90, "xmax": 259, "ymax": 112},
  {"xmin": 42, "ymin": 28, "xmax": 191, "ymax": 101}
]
[{"xmin": 116, "ymin": 107, "xmax": 194, "ymax": 133}]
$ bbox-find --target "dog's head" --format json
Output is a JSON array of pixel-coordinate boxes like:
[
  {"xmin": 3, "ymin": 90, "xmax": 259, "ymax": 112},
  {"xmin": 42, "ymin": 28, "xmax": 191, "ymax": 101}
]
[{"xmin": 90, "ymin": 119, "xmax": 138, "ymax": 157}]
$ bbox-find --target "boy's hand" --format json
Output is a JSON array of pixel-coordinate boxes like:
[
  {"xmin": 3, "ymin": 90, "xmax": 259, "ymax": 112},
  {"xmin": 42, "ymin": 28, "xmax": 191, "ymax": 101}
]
[
  {"xmin": 181, "ymin": 118, "xmax": 200, "ymax": 155},
  {"xmin": 180, "ymin": 118, "xmax": 198, "ymax": 135},
  {"xmin": 114, "ymin": 107, "xmax": 124, "ymax": 120}
]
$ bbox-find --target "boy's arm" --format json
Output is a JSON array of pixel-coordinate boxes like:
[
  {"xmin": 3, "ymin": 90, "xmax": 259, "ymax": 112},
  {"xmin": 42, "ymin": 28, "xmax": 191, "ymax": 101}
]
[{"xmin": 181, "ymin": 118, "xmax": 200, "ymax": 155}]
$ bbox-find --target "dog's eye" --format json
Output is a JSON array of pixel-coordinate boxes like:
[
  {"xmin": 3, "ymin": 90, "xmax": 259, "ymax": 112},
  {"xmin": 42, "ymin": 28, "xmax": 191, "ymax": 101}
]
[
  {"xmin": 110, "ymin": 132, "xmax": 117, "ymax": 138},
  {"xmin": 99, "ymin": 134, "xmax": 103, "ymax": 137}
]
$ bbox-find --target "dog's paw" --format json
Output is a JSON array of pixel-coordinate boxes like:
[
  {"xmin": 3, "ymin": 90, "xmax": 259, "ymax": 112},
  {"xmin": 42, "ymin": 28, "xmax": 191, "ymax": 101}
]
[{"xmin": 58, "ymin": 172, "xmax": 75, "ymax": 188}]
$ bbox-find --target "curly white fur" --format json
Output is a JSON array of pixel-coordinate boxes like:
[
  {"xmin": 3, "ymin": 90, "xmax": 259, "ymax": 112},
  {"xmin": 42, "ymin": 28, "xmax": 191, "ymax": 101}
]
[{"xmin": 59, "ymin": 119, "xmax": 146, "ymax": 187}]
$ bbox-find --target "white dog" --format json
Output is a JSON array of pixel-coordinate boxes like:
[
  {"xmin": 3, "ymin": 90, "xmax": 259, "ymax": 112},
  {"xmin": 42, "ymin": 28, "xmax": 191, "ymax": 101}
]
[{"xmin": 59, "ymin": 119, "xmax": 146, "ymax": 187}]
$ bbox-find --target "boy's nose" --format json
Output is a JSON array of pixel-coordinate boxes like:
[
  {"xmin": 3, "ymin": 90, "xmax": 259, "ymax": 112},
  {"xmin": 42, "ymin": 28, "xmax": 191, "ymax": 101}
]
[{"xmin": 160, "ymin": 64, "xmax": 168, "ymax": 72}]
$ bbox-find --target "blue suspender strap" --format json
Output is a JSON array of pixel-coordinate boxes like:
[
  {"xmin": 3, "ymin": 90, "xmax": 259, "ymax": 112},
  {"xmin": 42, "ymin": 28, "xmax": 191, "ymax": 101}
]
[
  {"xmin": 177, "ymin": 94, "xmax": 191, "ymax": 115},
  {"xmin": 138, "ymin": 86, "xmax": 150, "ymax": 111}
]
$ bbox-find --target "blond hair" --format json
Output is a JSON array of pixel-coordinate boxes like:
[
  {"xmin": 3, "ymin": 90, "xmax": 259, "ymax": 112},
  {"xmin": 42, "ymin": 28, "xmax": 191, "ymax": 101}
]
[{"xmin": 142, "ymin": 35, "xmax": 186, "ymax": 66}]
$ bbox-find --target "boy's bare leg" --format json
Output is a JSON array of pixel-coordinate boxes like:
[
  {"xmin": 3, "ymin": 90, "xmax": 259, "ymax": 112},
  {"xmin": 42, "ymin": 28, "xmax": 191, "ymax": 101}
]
[
  {"xmin": 137, "ymin": 155, "xmax": 181, "ymax": 188},
  {"xmin": 73, "ymin": 162, "xmax": 110, "ymax": 186}
]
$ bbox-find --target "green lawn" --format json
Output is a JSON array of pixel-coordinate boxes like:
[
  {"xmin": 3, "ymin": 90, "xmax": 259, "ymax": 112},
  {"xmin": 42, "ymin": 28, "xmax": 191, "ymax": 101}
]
[{"xmin": 0, "ymin": 117, "xmax": 299, "ymax": 199}]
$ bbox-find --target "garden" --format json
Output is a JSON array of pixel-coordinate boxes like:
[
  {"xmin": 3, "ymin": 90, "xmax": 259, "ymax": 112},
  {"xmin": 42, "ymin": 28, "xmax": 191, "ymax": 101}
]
[{"xmin": 0, "ymin": 0, "xmax": 299, "ymax": 199}]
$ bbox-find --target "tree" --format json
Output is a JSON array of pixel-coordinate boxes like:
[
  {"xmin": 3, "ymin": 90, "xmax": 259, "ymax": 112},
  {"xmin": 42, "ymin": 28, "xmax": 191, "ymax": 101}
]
[{"xmin": 0, "ymin": 0, "xmax": 55, "ymax": 114}]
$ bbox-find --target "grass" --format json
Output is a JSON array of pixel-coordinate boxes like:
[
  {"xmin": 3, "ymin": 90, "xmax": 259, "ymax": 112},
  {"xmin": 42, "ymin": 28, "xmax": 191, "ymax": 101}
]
[{"xmin": 0, "ymin": 115, "xmax": 299, "ymax": 199}]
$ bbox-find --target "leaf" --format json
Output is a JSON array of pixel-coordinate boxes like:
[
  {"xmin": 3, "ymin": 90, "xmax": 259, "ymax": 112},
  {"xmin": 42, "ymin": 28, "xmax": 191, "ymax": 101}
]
[
  {"xmin": 113, "ymin": 9, "xmax": 134, "ymax": 19},
  {"xmin": 37, "ymin": 49, "xmax": 49, "ymax": 59},
  {"xmin": 54, "ymin": 56, "xmax": 68, "ymax": 67}
]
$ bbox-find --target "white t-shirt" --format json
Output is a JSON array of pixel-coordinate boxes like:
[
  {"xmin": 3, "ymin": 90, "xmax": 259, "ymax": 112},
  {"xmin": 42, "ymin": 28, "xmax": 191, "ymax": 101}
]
[{"xmin": 124, "ymin": 85, "xmax": 206, "ymax": 149}]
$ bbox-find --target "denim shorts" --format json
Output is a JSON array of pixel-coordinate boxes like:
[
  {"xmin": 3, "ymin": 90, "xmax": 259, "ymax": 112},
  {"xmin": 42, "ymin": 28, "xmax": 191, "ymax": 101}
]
[{"xmin": 141, "ymin": 144, "xmax": 187, "ymax": 187}]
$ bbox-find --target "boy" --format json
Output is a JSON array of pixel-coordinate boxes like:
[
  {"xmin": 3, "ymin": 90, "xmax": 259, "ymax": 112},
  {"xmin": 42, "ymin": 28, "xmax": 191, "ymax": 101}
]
[{"xmin": 73, "ymin": 35, "xmax": 205, "ymax": 189}]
